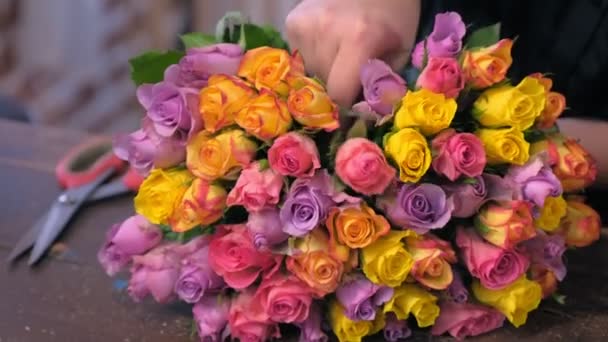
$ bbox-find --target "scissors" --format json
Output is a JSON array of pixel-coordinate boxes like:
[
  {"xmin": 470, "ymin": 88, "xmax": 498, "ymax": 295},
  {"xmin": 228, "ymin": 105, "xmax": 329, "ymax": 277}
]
[{"xmin": 7, "ymin": 138, "xmax": 143, "ymax": 266}]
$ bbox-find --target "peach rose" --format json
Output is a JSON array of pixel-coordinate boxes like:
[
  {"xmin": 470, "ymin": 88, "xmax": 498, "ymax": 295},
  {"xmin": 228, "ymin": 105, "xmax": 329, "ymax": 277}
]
[
  {"xmin": 462, "ymin": 39, "xmax": 513, "ymax": 89},
  {"xmin": 287, "ymin": 77, "xmax": 339, "ymax": 131},
  {"xmin": 475, "ymin": 201, "xmax": 537, "ymax": 249},
  {"xmin": 235, "ymin": 89, "xmax": 292, "ymax": 141},
  {"xmin": 170, "ymin": 179, "xmax": 227, "ymax": 232},
  {"xmin": 226, "ymin": 161, "xmax": 284, "ymax": 212},
  {"xmin": 237, "ymin": 47, "xmax": 304, "ymax": 96},
  {"xmin": 406, "ymin": 233, "xmax": 457, "ymax": 290},
  {"xmin": 557, "ymin": 199, "xmax": 601, "ymax": 248},
  {"xmin": 198, "ymin": 74, "xmax": 255, "ymax": 133}
]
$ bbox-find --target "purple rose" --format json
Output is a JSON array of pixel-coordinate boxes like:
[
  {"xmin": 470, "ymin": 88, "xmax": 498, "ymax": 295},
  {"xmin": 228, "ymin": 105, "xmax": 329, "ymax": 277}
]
[
  {"xmin": 165, "ymin": 43, "xmax": 243, "ymax": 89},
  {"xmin": 175, "ymin": 244, "xmax": 225, "ymax": 304},
  {"xmin": 281, "ymin": 170, "xmax": 355, "ymax": 237},
  {"xmin": 360, "ymin": 59, "xmax": 407, "ymax": 115},
  {"xmin": 411, "ymin": 40, "xmax": 426, "ymax": 69},
  {"xmin": 379, "ymin": 183, "xmax": 454, "ymax": 234},
  {"xmin": 427, "ymin": 12, "xmax": 466, "ymax": 58},
  {"xmin": 443, "ymin": 174, "xmax": 513, "ymax": 218},
  {"xmin": 297, "ymin": 303, "xmax": 328, "ymax": 342},
  {"xmin": 136, "ymin": 81, "xmax": 201, "ymax": 141},
  {"xmin": 247, "ymin": 208, "xmax": 289, "ymax": 250},
  {"xmin": 506, "ymin": 156, "xmax": 562, "ymax": 209},
  {"xmin": 336, "ymin": 274, "xmax": 393, "ymax": 321},
  {"xmin": 447, "ymin": 269, "xmax": 469, "ymax": 303},
  {"xmin": 113, "ymin": 120, "xmax": 185, "ymax": 176},
  {"xmin": 431, "ymin": 301, "xmax": 505, "ymax": 340},
  {"xmin": 98, "ymin": 215, "xmax": 162, "ymax": 276},
  {"xmin": 519, "ymin": 230, "xmax": 567, "ymax": 281},
  {"xmin": 193, "ymin": 295, "xmax": 231, "ymax": 342},
  {"xmin": 384, "ymin": 313, "xmax": 411, "ymax": 342},
  {"xmin": 128, "ymin": 243, "xmax": 182, "ymax": 303}
]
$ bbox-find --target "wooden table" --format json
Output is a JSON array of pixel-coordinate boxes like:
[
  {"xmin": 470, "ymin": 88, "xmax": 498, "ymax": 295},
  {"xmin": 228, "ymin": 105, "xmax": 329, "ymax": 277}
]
[{"xmin": 1, "ymin": 118, "xmax": 608, "ymax": 342}]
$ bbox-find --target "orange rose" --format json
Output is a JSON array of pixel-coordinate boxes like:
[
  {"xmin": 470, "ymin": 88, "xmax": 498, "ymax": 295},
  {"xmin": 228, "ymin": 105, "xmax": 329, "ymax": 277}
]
[
  {"xmin": 557, "ymin": 199, "xmax": 601, "ymax": 248},
  {"xmin": 475, "ymin": 200, "xmax": 537, "ymax": 249},
  {"xmin": 529, "ymin": 264, "xmax": 558, "ymax": 299},
  {"xmin": 186, "ymin": 129, "xmax": 257, "ymax": 181},
  {"xmin": 199, "ymin": 75, "xmax": 255, "ymax": 133},
  {"xmin": 170, "ymin": 178, "xmax": 227, "ymax": 232},
  {"xmin": 528, "ymin": 73, "xmax": 553, "ymax": 92},
  {"xmin": 237, "ymin": 47, "xmax": 304, "ymax": 96},
  {"xmin": 287, "ymin": 77, "xmax": 339, "ymax": 131},
  {"xmin": 405, "ymin": 234, "xmax": 457, "ymax": 290},
  {"xmin": 531, "ymin": 134, "xmax": 597, "ymax": 192},
  {"xmin": 536, "ymin": 92, "xmax": 566, "ymax": 130},
  {"xmin": 326, "ymin": 203, "xmax": 391, "ymax": 256},
  {"xmin": 286, "ymin": 228, "xmax": 344, "ymax": 297},
  {"xmin": 462, "ymin": 39, "xmax": 513, "ymax": 89},
  {"xmin": 235, "ymin": 89, "xmax": 292, "ymax": 141}
]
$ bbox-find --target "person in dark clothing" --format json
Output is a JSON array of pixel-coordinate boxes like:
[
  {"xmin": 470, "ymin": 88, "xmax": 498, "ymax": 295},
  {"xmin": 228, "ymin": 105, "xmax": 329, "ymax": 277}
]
[{"xmin": 285, "ymin": 0, "xmax": 608, "ymax": 187}]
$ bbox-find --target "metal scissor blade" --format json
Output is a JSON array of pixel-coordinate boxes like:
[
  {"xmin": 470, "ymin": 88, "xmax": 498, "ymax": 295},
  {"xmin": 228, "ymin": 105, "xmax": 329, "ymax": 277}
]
[
  {"xmin": 88, "ymin": 181, "xmax": 129, "ymax": 202},
  {"xmin": 6, "ymin": 213, "xmax": 48, "ymax": 263},
  {"xmin": 28, "ymin": 169, "xmax": 116, "ymax": 265}
]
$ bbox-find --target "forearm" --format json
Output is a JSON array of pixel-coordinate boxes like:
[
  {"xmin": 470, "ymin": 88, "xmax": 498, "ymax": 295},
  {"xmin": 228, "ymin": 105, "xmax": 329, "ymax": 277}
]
[{"xmin": 558, "ymin": 117, "xmax": 608, "ymax": 187}]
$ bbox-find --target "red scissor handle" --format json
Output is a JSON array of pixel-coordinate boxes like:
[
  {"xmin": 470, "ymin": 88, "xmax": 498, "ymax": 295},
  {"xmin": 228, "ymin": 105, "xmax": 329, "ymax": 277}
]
[
  {"xmin": 121, "ymin": 167, "xmax": 145, "ymax": 191},
  {"xmin": 55, "ymin": 138, "xmax": 126, "ymax": 189}
]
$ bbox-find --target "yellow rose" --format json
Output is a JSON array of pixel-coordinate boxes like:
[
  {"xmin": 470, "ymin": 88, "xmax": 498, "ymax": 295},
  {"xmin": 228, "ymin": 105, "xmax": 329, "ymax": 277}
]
[
  {"xmin": 384, "ymin": 128, "xmax": 432, "ymax": 183},
  {"xmin": 237, "ymin": 47, "xmax": 304, "ymax": 96},
  {"xmin": 394, "ymin": 89, "xmax": 457, "ymax": 136},
  {"xmin": 134, "ymin": 168, "xmax": 194, "ymax": 225},
  {"xmin": 199, "ymin": 74, "xmax": 255, "ymax": 133},
  {"xmin": 473, "ymin": 76, "xmax": 545, "ymax": 131},
  {"xmin": 169, "ymin": 179, "xmax": 227, "ymax": 232},
  {"xmin": 186, "ymin": 129, "xmax": 257, "ymax": 181},
  {"xmin": 534, "ymin": 195, "xmax": 567, "ymax": 232},
  {"xmin": 383, "ymin": 284, "xmax": 440, "ymax": 328},
  {"xmin": 472, "ymin": 277, "xmax": 542, "ymax": 327},
  {"xmin": 235, "ymin": 90, "xmax": 292, "ymax": 141},
  {"xmin": 462, "ymin": 39, "xmax": 513, "ymax": 89},
  {"xmin": 330, "ymin": 300, "xmax": 385, "ymax": 342},
  {"xmin": 405, "ymin": 234, "xmax": 457, "ymax": 290},
  {"xmin": 361, "ymin": 230, "xmax": 415, "ymax": 288},
  {"xmin": 287, "ymin": 77, "xmax": 339, "ymax": 132},
  {"xmin": 476, "ymin": 127, "xmax": 530, "ymax": 165}
]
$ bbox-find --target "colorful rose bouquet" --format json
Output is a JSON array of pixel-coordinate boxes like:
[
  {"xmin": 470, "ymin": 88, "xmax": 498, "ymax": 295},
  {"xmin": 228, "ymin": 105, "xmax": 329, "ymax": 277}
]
[{"xmin": 99, "ymin": 12, "xmax": 601, "ymax": 341}]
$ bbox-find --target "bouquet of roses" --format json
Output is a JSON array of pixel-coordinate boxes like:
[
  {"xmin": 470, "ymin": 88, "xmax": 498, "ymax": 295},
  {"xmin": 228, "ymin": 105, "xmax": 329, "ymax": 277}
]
[{"xmin": 98, "ymin": 11, "xmax": 601, "ymax": 342}]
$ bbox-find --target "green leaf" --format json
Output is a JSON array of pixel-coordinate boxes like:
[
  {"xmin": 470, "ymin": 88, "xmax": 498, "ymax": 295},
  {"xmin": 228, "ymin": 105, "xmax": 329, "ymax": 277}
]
[
  {"xmin": 129, "ymin": 50, "xmax": 184, "ymax": 85},
  {"xmin": 346, "ymin": 118, "xmax": 368, "ymax": 139},
  {"xmin": 474, "ymin": 216, "xmax": 491, "ymax": 235},
  {"xmin": 327, "ymin": 130, "xmax": 345, "ymax": 161},
  {"xmin": 258, "ymin": 158, "xmax": 270, "ymax": 171},
  {"xmin": 180, "ymin": 32, "xmax": 217, "ymax": 49},
  {"xmin": 465, "ymin": 23, "xmax": 501, "ymax": 49},
  {"xmin": 462, "ymin": 177, "xmax": 479, "ymax": 185},
  {"xmin": 240, "ymin": 23, "xmax": 276, "ymax": 50},
  {"xmin": 215, "ymin": 11, "xmax": 248, "ymax": 43},
  {"xmin": 552, "ymin": 293, "xmax": 567, "ymax": 305}
]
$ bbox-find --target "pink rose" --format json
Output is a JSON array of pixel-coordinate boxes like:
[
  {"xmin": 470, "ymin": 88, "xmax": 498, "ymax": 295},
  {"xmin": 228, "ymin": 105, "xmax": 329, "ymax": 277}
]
[
  {"xmin": 455, "ymin": 227, "xmax": 529, "ymax": 290},
  {"xmin": 432, "ymin": 129, "xmax": 486, "ymax": 181},
  {"xmin": 431, "ymin": 301, "xmax": 505, "ymax": 340},
  {"xmin": 416, "ymin": 57, "xmax": 465, "ymax": 98},
  {"xmin": 252, "ymin": 274, "xmax": 313, "ymax": 323},
  {"xmin": 229, "ymin": 291, "xmax": 281, "ymax": 342},
  {"xmin": 411, "ymin": 41, "xmax": 426, "ymax": 69},
  {"xmin": 208, "ymin": 225, "xmax": 282, "ymax": 289},
  {"xmin": 226, "ymin": 162, "xmax": 283, "ymax": 212},
  {"xmin": 128, "ymin": 243, "xmax": 182, "ymax": 303},
  {"xmin": 335, "ymin": 138, "xmax": 396, "ymax": 195},
  {"xmin": 268, "ymin": 132, "xmax": 320, "ymax": 177}
]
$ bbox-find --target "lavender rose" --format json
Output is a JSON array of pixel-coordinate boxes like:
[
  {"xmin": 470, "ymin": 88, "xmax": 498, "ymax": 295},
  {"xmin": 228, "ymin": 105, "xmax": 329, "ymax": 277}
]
[
  {"xmin": 136, "ymin": 81, "xmax": 201, "ymax": 141},
  {"xmin": 165, "ymin": 43, "xmax": 243, "ymax": 89},
  {"xmin": 426, "ymin": 12, "xmax": 466, "ymax": 58},
  {"xmin": 128, "ymin": 243, "xmax": 182, "ymax": 303},
  {"xmin": 411, "ymin": 40, "xmax": 426, "ymax": 69},
  {"xmin": 384, "ymin": 313, "xmax": 412, "ymax": 342},
  {"xmin": 506, "ymin": 156, "xmax": 562, "ymax": 209},
  {"xmin": 281, "ymin": 170, "xmax": 354, "ymax": 237},
  {"xmin": 296, "ymin": 303, "xmax": 328, "ymax": 342},
  {"xmin": 379, "ymin": 183, "xmax": 454, "ymax": 234},
  {"xmin": 193, "ymin": 295, "xmax": 231, "ymax": 342},
  {"xmin": 175, "ymin": 244, "xmax": 225, "ymax": 304},
  {"xmin": 447, "ymin": 268, "xmax": 469, "ymax": 303},
  {"xmin": 360, "ymin": 59, "xmax": 407, "ymax": 115},
  {"xmin": 98, "ymin": 215, "xmax": 162, "ymax": 276},
  {"xmin": 519, "ymin": 230, "xmax": 567, "ymax": 281},
  {"xmin": 247, "ymin": 208, "xmax": 289, "ymax": 250},
  {"xmin": 336, "ymin": 274, "xmax": 393, "ymax": 321},
  {"xmin": 113, "ymin": 119, "xmax": 185, "ymax": 176},
  {"xmin": 443, "ymin": 174, "xmax": 513, "ymax": 218}
]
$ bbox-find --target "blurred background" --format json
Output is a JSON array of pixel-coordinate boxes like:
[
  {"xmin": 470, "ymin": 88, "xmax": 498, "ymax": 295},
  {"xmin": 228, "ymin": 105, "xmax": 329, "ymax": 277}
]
[{"xmin": 0, "ymin": 0, "xmax": 297, "ymax": 133}]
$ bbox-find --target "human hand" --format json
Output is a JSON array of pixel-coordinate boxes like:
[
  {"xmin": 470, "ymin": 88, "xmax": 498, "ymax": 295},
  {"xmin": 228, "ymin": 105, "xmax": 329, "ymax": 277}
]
[{"xmin": 285, "ymin": 0, "xmax": 420, "ymax": 107}]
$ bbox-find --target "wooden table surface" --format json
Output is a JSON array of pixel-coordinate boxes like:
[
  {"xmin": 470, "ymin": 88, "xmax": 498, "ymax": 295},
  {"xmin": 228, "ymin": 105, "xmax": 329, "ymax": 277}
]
[{"xmin": 1, "ymin": 118, "xmax": 608, "ymax": 342}]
